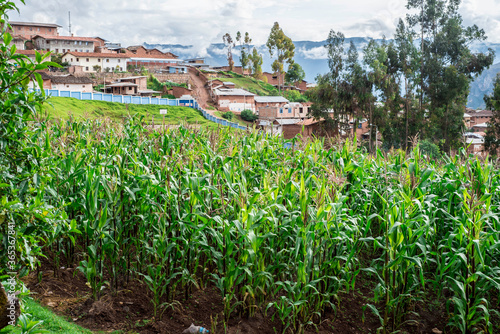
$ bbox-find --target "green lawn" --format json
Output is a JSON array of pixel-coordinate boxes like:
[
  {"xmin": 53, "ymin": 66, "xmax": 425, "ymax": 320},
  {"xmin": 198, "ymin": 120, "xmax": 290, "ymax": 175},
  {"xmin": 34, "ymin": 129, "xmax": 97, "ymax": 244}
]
[
  {"xmin": 39, "ymin": 97, "xmax": 217, "ymax": 129},
  {"xmin": 0, "ymin": 298, "xmax": 95, "ymax": 334}
]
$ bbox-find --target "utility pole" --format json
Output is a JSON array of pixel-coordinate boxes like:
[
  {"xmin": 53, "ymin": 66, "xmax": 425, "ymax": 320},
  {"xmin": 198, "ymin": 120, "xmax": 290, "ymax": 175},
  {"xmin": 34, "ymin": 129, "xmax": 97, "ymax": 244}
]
[{"xmin": 68, "ymin": 11, "xmax": 71, "ymax": 35}]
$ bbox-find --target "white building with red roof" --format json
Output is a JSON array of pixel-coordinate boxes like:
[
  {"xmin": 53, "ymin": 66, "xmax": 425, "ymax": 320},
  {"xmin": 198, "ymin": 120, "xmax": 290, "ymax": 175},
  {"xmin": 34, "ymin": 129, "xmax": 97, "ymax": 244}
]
[
  {"xmin": 33, "ymin": 35, "xmax": 103, "ymax": 54},
  {"xmin": 62, "ymin": 51, "xmax": 130, "ymax": 73}
]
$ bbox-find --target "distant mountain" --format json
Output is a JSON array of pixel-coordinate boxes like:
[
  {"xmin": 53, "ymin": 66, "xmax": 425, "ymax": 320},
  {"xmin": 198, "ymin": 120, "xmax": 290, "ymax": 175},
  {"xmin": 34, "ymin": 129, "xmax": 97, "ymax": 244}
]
[{"xmin": 144, "ymin": 38, "xmax": 500, "ymax": 109}]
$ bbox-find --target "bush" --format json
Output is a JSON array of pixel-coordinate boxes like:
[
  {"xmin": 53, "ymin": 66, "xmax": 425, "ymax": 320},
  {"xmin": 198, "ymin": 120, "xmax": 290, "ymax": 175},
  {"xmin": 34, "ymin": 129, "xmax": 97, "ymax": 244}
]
[
  {"xmin": 419, "ymin": 139, "xmax": 441, "ymax": 158},
  {"xmin": 241, "ymin": 109, "xmax": 258, "ymax": 122},
  {"xmin": 222, "ymin": 111, "xmax": 234, "ymax": 120}
]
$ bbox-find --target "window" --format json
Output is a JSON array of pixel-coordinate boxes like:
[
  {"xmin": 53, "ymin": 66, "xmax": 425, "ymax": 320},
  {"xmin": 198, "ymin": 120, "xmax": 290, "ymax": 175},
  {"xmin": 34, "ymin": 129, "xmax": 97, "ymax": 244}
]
[
  {"xmin": 98, "ymin": 58, "xmax": 101, "ymax": 62},
  {"xmin": 85, "ymin": 66, "xmax": 89, "ymax": 71},
  {"xmin": 29, "ymin": 27, "xmax": 32, "ymax": 31},
  {"xmin": 74, "ymin": 41, "xmax": 77, "ymax": 45},
  {"xmin": 280, "ymin": 108, "xmax": 283, "ymax": 114},
  {"xmin": 70, "ymin": 58, "xmax": 73, "ymax": 62},
  {"xmin": 49, "ymin": 28, "xmax": 52, "ymax": 32},
  {"xmin": 299, "ymin": 107, "xmax": 303, "ymax": 114},
  {"xmin": 37, "ymin": 28, "xmax": 40, "ymax": 31},
  {"xmin": 85, "ymin": 42, "xmax": 88, "ymax": 45},
  {"xmin": 46, "ymin": 40, "xmax": 50, "ymax": 44},
  {"xmin": 55, "ymin": 49, "xmax": 59, "ymax": 53},
  {"xmin": 86, "ymin": 58, "xmax": 89, "ymax": 62},
  {"xmin": 76, "ymin": 58, "xmax": 79, "ymax": 61},
  {"xmin": 106, "ymin": 59, "xmax": 109, "ymax": 62},
  {"xmin": 118, "ymin": 59, "xmax": 120, "ymax": 63},
  {"xmin": 288, "ymin": 108, "xmax": 291, "ymax": 113},
  {"xmin": 82, "ymin": 85, "xmax": 85, "ymax": 88},
  {"xmin": 62, "ymin": 49, "xmax": 66, "ymax": 53}
]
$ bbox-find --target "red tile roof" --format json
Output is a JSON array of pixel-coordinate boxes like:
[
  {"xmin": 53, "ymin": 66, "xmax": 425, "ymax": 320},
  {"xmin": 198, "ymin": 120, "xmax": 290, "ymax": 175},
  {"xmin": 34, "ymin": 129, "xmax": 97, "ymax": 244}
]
[
  {"xmin": 15, "ymin": 49, "xmax": 50, "ymax": 55},
  {"xmin": 33, "ymin": 35, "xmax": 99, "ymax": 42},
  {"xmin": 63, "ymin": 51, "xmax": 130, "ymax": 58}
]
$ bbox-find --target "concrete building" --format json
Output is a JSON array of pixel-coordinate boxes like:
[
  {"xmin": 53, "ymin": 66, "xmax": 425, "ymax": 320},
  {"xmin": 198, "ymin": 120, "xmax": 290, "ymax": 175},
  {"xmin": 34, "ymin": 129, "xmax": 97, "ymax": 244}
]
[
  {"xmin": 62, "ymin": 51, "xmax": 130, "ymax": 72},
  {"xmin": 214, "ymin": 88, "xmax": 255, "ymax": 112},
  {"xmin": 30, "ymin": 72, "xmax": 93, "ymax": 92},
  {"xmin": 258, "ymin": 102, "xmax": 309, "ymax": 120},
  {"xmin": 254, "ymin": 96, "xmax": 289, "ymax": 114},
  {"xmin": 33, "ymin": 35, "xmax": 99, "ymax": 54}
]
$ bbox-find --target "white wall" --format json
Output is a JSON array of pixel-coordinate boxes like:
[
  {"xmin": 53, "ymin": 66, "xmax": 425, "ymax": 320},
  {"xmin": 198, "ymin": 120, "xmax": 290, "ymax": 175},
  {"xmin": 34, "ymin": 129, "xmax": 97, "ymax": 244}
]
[
  {"xmin": 51, "ymin": 83, "xmax": 93, "ymax": 92},
  {"xmin": 62, "ymin": 54, "xmax": 128, "ymax": 73}
]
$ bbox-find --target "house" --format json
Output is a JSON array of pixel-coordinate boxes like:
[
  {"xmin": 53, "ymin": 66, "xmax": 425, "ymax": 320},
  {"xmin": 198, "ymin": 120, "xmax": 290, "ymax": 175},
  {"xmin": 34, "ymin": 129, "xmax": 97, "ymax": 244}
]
[
  {"xmin": 258, "ymin": 102, "xmax": 310, "ymax": 120},
  {"xmin": 350, "ymin": 118, "xmax": 370, "ymax": 139},
  {"xmin": 125, "ymin": 46, "xmax": 183, "ymax": 71},
  {"xmin": 262, "ymin": 71, "xmax": 307, "ymax": 92},
  {"xmin": 183, "ymin": 58, "xmax": 210, "ymax": 69},
  {"xmin": 48, "ymin": 74, "xmax": 94, "ymax": 92},
  {"xmin": 30, "ymin": 72, "xmax": 93, "ymax": 92},
  {"xmin": 62, "ymin": 51, "xmax": 130, "ymax": 72},
  {"xmin": 282, "ymin": 118, "xmax": 337, "ymax": 139},
  {"xmin": 471, "ymin": 122, "xmax": 489, "ymax": 133},
  {"xmin": 33, "ymin": 35, "xmax": 99, "ymax": 54},
  {"xmin": 103, "ymin": 76, "xmax": 149, "ymax": 95},
  {"xmin": 7, "ymin": 21, "xmax": 61, "ymax": 40},
  {"xmin": 464, "ymin": 133, "xmax": 485, "ymax": 155},
  {"xmin": 254, "ymin": 96, "xmax": 289, "ymax": 114},
  {"xmin": 12, "ymin": 35, "xmax": 27, "ymax": 50},
  {"xmin": 103, "ymin": 76, "xmax": 160, "ymax": 96},
  {"xmin": 263, "ymin": 72, "xmax": 284, "ymax": 86},
  {"xmin": 466, "ymin": 108, "xmax": 493, "ymax": 128},
  {"xmin": 214, "ymin": 88, "xmax": 255, "ymax": 112}
]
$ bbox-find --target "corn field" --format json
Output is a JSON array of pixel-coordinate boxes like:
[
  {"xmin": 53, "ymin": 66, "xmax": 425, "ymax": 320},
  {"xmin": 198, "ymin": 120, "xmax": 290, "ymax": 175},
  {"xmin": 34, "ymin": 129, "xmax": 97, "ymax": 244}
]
[{"xmin": 1, "ymin": 118, "xmax": 500, "ymax": 333}]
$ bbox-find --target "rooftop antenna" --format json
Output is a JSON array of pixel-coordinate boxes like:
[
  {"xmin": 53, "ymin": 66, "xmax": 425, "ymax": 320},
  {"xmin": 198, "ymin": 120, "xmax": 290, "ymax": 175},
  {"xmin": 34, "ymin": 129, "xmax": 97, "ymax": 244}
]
[{"xmin": 68, "ymin": 11, "xmax": 71, "ymax": 35}]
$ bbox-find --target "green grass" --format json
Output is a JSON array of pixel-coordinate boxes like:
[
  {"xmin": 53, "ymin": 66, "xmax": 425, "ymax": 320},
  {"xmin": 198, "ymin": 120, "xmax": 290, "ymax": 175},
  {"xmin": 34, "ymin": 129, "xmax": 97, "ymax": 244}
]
[
  {"xmin": 0, "ymin": 298, "xmax": 93, "ymax": 334},
  {"xmin": 215, "ymin": 76, "xmax": 278, "ymax": 96},
  {"xmin": 39, "ymin": 97, "xmax": 217, "ymax": 129}
]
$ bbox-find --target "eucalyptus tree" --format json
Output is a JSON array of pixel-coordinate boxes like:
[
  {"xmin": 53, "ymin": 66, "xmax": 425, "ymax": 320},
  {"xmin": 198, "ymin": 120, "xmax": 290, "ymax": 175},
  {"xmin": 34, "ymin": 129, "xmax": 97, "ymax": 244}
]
[
  {"xmin": 222, "ymin": 32, "xmax": 235, "ymax": 72},
  {"xmin": 236, "ymin": 31, "xmax": 252, "ymax": 73},
  {"xmin": 484, "ymin": 74, "xmax": 500, "ymax": 155},
  {"xmin": 406, "ymin": 0, "xmax": 494, "ymax": 152},
  {"xmin": 266, "ymin": 22, "xmax": 295, "ymax": 93}
]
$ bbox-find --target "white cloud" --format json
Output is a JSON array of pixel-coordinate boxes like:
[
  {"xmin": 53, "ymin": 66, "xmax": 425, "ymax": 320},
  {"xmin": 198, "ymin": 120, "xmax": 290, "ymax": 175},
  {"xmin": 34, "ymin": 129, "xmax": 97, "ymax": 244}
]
[
  {"xmin": 8, "ymin": 0, "xmax": 500, "ymax": 50},
  {"xmin": 298, "ymin": 46, "xmax": 328, "ymax": 60}
]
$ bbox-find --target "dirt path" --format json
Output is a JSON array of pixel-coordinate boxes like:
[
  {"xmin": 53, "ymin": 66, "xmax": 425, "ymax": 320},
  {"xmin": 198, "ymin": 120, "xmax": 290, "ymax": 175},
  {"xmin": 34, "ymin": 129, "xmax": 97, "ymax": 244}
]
[{"xmin": 188, "ymin": 67, "xmax": 212, "ymax": 110}]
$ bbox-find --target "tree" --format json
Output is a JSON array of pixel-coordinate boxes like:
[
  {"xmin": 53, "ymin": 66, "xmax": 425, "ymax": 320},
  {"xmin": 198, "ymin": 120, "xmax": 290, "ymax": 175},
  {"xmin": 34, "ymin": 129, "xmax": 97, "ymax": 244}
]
[
  {"xmin": 222, "ymin": 33, "xmax": 235, "ymax": 72},
  {"xmin": 248, "ymin": 47, "xmax": 263, "ymax": 80},
  {"xmin": 266, "ymin": 22, "xmax": 295, "ymax": 93},
  {"xmin": 236, "ymin": 31, "xmax": 252, "ymax": 74},
  {"xmin": 406, "ymin": 0, "xmax": 494, "ymax": 152},
  {"xmin": 0, "ymin": 0, "xmax": 57, "ymax": 329},
  {"xmin": 484, "ymin": 73, "xmax": 500, "ymax": 155},
  {"xmin": 240, "ymin": 109, "xmax": 258, "ymax": 122},
  {"xmin": 285, "ymin": 62, "xmax": 305, "ymax": 86}
]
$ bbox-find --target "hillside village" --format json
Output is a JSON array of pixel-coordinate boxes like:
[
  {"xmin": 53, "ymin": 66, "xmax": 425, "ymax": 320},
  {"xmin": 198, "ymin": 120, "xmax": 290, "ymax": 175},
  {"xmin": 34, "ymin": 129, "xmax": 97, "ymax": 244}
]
[{"xmin": 8, "ymin": 20, "xmax": 494, "ymax": 153}]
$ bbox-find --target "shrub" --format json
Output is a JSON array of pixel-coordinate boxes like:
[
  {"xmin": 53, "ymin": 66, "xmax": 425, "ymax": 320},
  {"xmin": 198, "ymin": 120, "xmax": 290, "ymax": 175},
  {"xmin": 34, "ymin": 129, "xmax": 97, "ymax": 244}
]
[
  {"xmin": 222, "ymin": 111, "xmax": 234, "ymax": 120},
  {"xmin": 419, "ymin": 139, "xmax": 441, "ymax": 158},
  {"xmin": 241, "ymin": 109, "xmax": 258, "ymax": 122}
]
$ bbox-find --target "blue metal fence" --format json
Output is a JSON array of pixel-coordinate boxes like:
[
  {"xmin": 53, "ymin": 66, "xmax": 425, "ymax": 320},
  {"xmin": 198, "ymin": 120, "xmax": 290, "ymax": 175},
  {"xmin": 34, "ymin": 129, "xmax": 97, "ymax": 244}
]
[{"xmin": 42, "ymin": 89, "xmax": 248, "ymax": 131}]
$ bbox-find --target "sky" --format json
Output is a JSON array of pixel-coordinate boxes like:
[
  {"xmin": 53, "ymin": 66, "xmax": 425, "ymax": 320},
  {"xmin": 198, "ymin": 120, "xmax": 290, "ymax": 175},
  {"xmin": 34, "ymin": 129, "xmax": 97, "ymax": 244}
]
[{"xmin": 10, "ymin": 0, "xmax": 500, "ymax": 56}]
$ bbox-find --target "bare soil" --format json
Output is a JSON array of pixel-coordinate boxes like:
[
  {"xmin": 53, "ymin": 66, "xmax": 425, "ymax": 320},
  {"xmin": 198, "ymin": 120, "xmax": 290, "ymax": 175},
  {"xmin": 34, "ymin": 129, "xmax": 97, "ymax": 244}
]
[{"xmin": 21, "ymin": 256, "xmax": 467, "ymax": 334}]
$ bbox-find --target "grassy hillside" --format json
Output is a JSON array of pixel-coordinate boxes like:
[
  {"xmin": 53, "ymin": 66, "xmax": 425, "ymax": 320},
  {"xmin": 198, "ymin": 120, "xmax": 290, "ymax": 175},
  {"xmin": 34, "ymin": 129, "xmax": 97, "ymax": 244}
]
[
  {"xmin": 40, "ymin": 97, "xmax": 216, "ymax": 128},
  {"xmin": 215, "ymin": 74, "xmax": 278, "ymax": 96}
]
